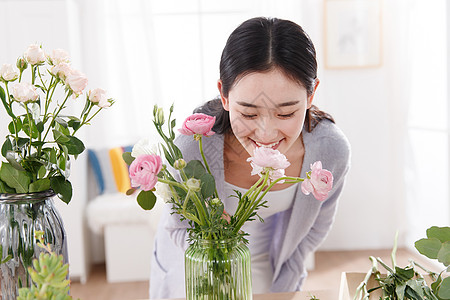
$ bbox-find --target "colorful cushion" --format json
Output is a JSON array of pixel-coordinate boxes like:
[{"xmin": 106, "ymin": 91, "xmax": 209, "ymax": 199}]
[{"xmin": 88, "ymin": 146, "xmax": 133, "ymax": 194}]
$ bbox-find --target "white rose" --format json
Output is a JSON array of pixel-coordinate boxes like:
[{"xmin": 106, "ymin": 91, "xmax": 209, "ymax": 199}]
[
  {"xmin": 66, "ymin": 69, "xmax": 88, "ymax": 96},
  {"xmin": 131, "ymin": 138, "xmax": 158, "ymax": 158},
  {"xmin": 47, "ymin": 49, "xmax": 70, "ymax": 65},
  {"xmin": 50, "ymin": 62, "xmax": 72, "ymax": 81},
  {"xmin": 155, "ymin": 182, "xmax": 172, "ymax": 203},
  {"xmin": 12, "ymin": 82, "xmax": 39, "ymax": 103},
  {"xmin": 24, "ymin": 44, "xmax": 46, "ymax": 65},
  {"xmin": 0, "ymin": 64, "xmax": 19, "ymax": 82},
  {"xmin": 88, "ymin": 88, "xmax": 110, "ymax": 108}
]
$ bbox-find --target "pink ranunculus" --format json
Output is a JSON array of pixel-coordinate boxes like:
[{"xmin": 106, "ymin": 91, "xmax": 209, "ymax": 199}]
[
  {"xmin": 66, "ymin": 68, "xmax": 88, "ymax": 96},
  {"xmin": 247, "ymin": 147, "xmax": 291, "ymax": 183},
  {"xmin": 301, "ymin": 161, "xmax": 333, "ymax": 201},
  {"xmin": 178, "ymin": 113, "xmax": 216, "ymax": 136},
  {"xmin": 129, "ymin": 154, "xmax": 163, "ymax": 191}
]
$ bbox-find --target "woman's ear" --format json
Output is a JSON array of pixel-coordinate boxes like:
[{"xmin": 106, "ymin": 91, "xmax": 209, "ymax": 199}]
[
  {"xmin": 217, "ymin": 80, "xmax": 229, "ymax": 111},
  {"xmin": 307, "ymin": 79, "xmax": 320, "ymax": 109}
]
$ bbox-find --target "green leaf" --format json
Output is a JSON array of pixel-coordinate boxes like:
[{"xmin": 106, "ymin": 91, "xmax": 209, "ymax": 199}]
[
  {"xmin": 1, "ymin": 138, "xmax": 13, "ymax": 157},
  {"xmin": 427, "ymin": 226, "xmax": 450, "ymax": 243},
  {"xmin": 68, "ymin": 118, "xmax": 81, "ymax": 131},
  {"xmin": 50, "ymin": 176, "xmax": 72, "ymax": 204},
  {"xmin": 415, "ymin": 238, "xmax": 442, "ymax": 260},
  {"xmin": 184, "ymin": 160, "xmax": 206, "ymax": 179},
  {"xmin": 122, "ymin": 152, "xmax": 135, "ymax": 165},
  {"xmin": 53, "ymin": 129, "xmax": 70, "ymax": 143},
  {"xmin": 137, "ymin": 190, "xmax": 157, "ymax": 210},
  {"xmin": 437, "ymin": 241, "xmax": 450, "ymax": 266},
  {"xmin": 160, "ymin": 144, "xmax": 174, "ymax": 166},
  {"xmin": 438, "ymin": 277, "xmax": 450, "ymax": 298},
  {"xmin": 29, "ymin": 178, "xmax": 51, "ymax": 193},
  {"xmin": 8, "ymin": 119, "xmax": 22, "ymax": 134},
  {"xmin": 55, "ymin": 117, "xmax": 68, "ymax": 129},
  {"xmin": 22, "ymin": 117, "xmax": 38, "ymax": 139},
  {"xmin": 0, "ymin": 163, "xmax": 30, "ymax": 193},
  {"xmin": 61, "ymin": 136, "xmax": 85, "ymax": 155},
  {"xmin": 395, "ymin": 266, "xmax": 415, "ymax": 281},
  {"xmin": 0, "ymin": 178, "xmax": 16, "ymax": 193},
  {"xmin": 200, "ymin": 173, "xmax": 215, "ymax": 199},
  {"xmin": 0, "ymin": 85, "xmax": 16, "ymax": 119},
  {"xmin": 17, "ymin": 137, "xmax": 30, "ymax": 149}
]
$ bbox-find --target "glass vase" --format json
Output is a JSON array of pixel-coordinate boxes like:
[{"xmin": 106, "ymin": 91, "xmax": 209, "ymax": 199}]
[
  {"xmin": 185, "ymin": 236, "xmax": 252, "ymax": 300},
  {"xmin": 0, "ymin": 190, "xmax": 68, "ymax": 300}
]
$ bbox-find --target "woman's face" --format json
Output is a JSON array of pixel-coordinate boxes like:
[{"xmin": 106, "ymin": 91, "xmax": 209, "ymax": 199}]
[{"xmin": 219, "ymin": 68, "xmax": 318, "ymax": 157}]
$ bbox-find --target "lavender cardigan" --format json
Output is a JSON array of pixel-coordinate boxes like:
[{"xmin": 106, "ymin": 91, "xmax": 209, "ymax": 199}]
[{"xmin": 149, "ymin": 120, "xmax": 351, "ymax": 299}]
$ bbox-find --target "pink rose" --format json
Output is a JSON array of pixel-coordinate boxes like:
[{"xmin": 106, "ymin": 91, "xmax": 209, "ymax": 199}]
[
  {"xmin": 24, "ymin": 44, "xmax": 46, "ymax": 65},
  {"xmin": 47, "ymin": 49, "xmax": 70, "ymax": 65},
  {"xmin": 178, "ymin": 113, "xmax": 215, "ymax": 136},
  {"xmin": 301, "ymin": 161, "xmax": 333, "ymax": 201},
  {"xmin": 0, "ymin": 64, "xmax": 19, "ymax": 82},
  {"xmin": 247, "ymin": 147, "xmax": 291, "ymax": 182},
  {"xmin": 66, "ymin": 68, "xmax": 88, "ymax": 96},
  {"xmin": 11, "ymin": 82, "xmax": 39, "ymax": 103},
  {"xmin": 88, "ymin": 88, "xmax": 111, "ymax": 108},
  {"xmin": 129, "ymin": 154, "xmax": 162, "ymax": 191},
  {"xmin": 50, "ymin": 62, "xmax": 72, "ymax": 81}
]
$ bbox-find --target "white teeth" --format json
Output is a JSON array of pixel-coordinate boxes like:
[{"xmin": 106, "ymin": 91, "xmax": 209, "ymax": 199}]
[{"xmin": 255, "ymin": 141, "xmax": 279, "ymax": 148}]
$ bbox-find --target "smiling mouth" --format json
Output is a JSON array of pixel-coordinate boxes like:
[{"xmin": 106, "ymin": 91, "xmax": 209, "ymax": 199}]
[{"xmin": 253, "ymin": 140, "xmax": 281, "ymax": 149}]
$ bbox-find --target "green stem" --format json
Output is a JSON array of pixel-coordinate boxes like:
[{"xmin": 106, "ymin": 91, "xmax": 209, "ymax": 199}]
[
  {"xmin": 42, "ymin": 92, "xmax": 71, "ymax": 142},
  {"xmin": 4, "ymin": 83, "xmax": 19, "ymax": 140},
  {"xmin": 198, "ymin": 136, "xmax": 218, "ymax": 198}
]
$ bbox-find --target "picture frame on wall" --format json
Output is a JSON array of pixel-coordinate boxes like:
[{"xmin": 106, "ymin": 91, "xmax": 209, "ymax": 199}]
[{"xmin": 324, "ymin": 0, "xmax": 382, "ymax": 69}]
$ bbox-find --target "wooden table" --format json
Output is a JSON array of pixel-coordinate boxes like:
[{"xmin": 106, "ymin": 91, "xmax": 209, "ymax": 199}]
[{"xmin": 155, "ymin": 290, "xmax": 336, "ymax": 300}]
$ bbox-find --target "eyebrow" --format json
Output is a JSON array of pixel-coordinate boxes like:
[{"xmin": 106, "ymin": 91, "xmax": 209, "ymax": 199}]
[{"xmin": 236, "ymin": 100, "xmax": 300, "ymax": 108}]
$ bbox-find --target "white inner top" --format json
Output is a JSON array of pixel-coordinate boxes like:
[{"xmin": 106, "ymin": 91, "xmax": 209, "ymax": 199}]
[{"xmin": 223, "ymin": 181, "xmax": 298, "ymax": 293}]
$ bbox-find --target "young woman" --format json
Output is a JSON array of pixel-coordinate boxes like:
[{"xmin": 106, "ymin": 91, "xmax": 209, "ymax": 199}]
[{"xmin": 149, "ymin": 17, "xmax": 351, "ymax": 298}]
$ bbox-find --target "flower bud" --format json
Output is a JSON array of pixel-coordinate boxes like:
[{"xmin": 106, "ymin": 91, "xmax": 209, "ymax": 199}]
[
  {"xmin": 16, "ymin": 57, "xmax": 28, "ymax": 71},
  {"xmin": 155, "ymin": 107, "xmax": 165, "ymax": 125},
  {"xmin": 173, "ymin": 158, "xmax": 186, "ymax": 170},
  {"xmin": 211, "ymin": 198, "xmax": 221, "ymax": 205},
  {"xmin": 186, "ymin": 178, "xmax": 201, "ymax": 192}
]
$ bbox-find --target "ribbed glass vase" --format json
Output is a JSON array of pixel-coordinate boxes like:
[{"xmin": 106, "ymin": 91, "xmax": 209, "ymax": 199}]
[
  {"xmin": 0, "ymin": 190, "xmax": 68, "ymax": 300},
  {"xmin": 185, "ymin": 236, "xmax": 252, "ymax": 300}
]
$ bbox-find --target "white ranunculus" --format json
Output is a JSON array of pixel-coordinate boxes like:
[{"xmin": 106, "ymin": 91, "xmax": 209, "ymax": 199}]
[
  {"xmin": 155, "ymin": 182, "xmax": 172, "ymax": 203},
  {"xmin": 50, "ymin": 62, "xmax": 72, "ymax": 81},
  {"xmin": 0, "ymin": 64, "xmax": 19, "ymax": 81},
  {"xmin": 24, "ymin": 44, "xmax": 46, "ymax": 65},
  {"xmin": 88, "ymin": 88, "xmax": 110, "ymax": 108},
  {"xmin": 186, "ymin": 178, "xmax": 201, "ymax": 192},
  {"xmin": 131, "ymin": 138, "xmax": 158, "ymax": 158},
  {"xmin": 47, "ymin": 48, "xmax": 70, "ymax": 65},
  {"xmin": 11, "ymin": 82, "xmax": 39, "ymax": 103},
  {"xmin": 66, "ymin": 69, "xmax": 88, "ymax": 96}
]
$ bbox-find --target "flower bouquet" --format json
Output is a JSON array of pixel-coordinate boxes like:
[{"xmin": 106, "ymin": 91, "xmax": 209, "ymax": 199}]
[
  {"xmin": 0, "ymin": 44, "xmax": 113, "ymax": 202},
  {"xmin": 0, "ymin": 43, "xmax": 112, "ymax": 299},
  {"xmin": 124, "ymin": 105, "xmax": 333, "ymax": 299}
]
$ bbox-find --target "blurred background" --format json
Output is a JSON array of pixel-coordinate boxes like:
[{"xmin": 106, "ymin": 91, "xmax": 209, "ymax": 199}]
[{"xmin": 0, "ymin": 0, "xmax": 448, "ymax": 288}]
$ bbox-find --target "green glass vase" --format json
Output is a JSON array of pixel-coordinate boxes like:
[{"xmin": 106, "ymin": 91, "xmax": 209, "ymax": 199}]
[{"xmin": 185, "ymin": 236, "xmax": 252, "ymax": 300}]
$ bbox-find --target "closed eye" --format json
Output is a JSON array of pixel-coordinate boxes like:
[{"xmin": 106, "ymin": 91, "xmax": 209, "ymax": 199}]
[
  {"xmin": 240, "ymin": 113, "xmax": 257, "ymax": 119},
  {"xmin": 278, "ymin": 112, "xmax": 295, "ymax": 119}
]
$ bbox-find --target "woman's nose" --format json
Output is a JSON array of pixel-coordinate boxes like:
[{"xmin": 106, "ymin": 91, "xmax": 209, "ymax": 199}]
[{"xmin": 254, "ymin": 116, "xmax": 277, "ymax": 142}]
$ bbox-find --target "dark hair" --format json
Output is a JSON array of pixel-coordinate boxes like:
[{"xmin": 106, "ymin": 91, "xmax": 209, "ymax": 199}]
[{"xmin": 195, "ymin": 17, "xmax": 334, "ymax": 134}]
